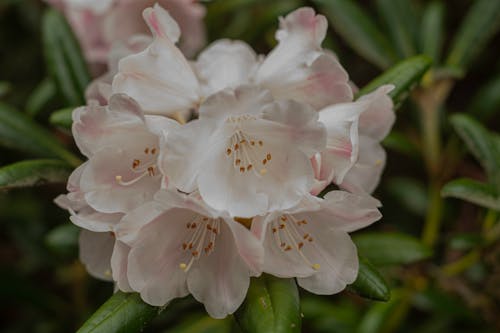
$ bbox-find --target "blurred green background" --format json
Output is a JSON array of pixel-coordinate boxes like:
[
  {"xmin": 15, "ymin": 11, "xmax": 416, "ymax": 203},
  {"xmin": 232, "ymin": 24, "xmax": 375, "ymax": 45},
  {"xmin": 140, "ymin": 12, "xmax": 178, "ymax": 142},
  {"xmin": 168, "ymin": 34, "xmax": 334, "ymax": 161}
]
[{"xmin": 1, "ymin": 0, "xmax": 499, "ymax": 332}]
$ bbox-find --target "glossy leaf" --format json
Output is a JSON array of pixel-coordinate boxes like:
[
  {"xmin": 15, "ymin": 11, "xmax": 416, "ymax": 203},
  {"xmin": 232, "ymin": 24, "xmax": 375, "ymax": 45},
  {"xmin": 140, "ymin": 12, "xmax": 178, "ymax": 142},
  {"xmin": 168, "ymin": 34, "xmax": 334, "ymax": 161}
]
[
  {"xmin": 0, "ymin": 159, "xmax": 72, "ymax": 189},
  {"xmin": 357, "ymin": 290, "xmax": 405, "ymax": 333},
  {"xmin": 441, "ymin": 178, "xmax": 500, "ymax": 210},
  {"xmin": 353, "ymin": 233, "xmax": 432, "ymax": 266},
  {"xmin": 356, "ymin": 55, "xmax": 432, "ymax": 107},
  {"xmin": 50, "ymin": 107, "xmax": 73, "ymax": 130},
  {"xmin": 235, "ymin": 274, "xmax": 301, "ymax": 333},
  {"xmin": 167, "ymin": 315, "xmax": 231, "ymax": 333},
  {"xmin": 348, "ymin": 255, "xmax": 391, "ymax": 302},
  {"xmin": 469, "ymin": 76, "xmax": 500, "ymax": 120},
  {"xmin": 76, "ymin": 291, "xmax": 160, "ymax": 333},
  {"xmin": 45, "ymin": 223, "xmax": 79, "ymax": 257},
  {"xmin": 42, "ymin": 9, "xmax": 90, "ymax": 106},
  {"xmin": 375, "ymin": 0, "xmax": 418, "ymax": 58},
  {"xmin": 0, "ymin": 103, "xmax": 80, "ymax": 166},
  {"xmin": 313, "ymin": 0, "xmax": 398, "ymax": 69},
  {"xmin": 446, "ymin": 0, "xmax": 500, "ymax": 68},
  {"xmin": 420, "ymin": 2, "xmax": 444, "ymax": 62},
  {"xmin": 450, "ymin": 114, "xmax": 500, "ymax": 184},
  {"xmin": 386, "ymin": 177, "xmax": 428, "ymax": 217}
]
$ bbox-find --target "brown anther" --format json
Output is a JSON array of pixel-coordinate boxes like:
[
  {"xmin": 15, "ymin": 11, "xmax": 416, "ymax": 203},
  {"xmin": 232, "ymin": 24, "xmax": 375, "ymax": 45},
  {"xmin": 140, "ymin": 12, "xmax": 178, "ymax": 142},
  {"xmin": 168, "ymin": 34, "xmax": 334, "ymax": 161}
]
[
  {"xmin": 247, "ymin": 164, "xmax": 253, "ymax": 171},
  {"xmin": 308, "ymin": 237, "xmax": 313, "ymax": 242},
  {"xmin": 144, "ymin": 148, "xmax": 149, "ymax": 154},
  {"xmin": 226, "ymin": 148, "xmax": 232, "ymax": 155},
  {"xmin": 132, "ymin": 159, "xmax": 140, "ymax": 168},
  {"xmin": 235, "ymin": 159, "xmax": 241, "ymax": 166},
  {"xmin": 280, "ymin": 216, "xmax": 287, "ymax": 221},
  {"xmin": 203, "ymin": 217, "xmax": 209, "ymax": 221},
  {"xmin": 192, "ymin": 250, "xmax": 199, "ymax": 257},
  {"xmin": 188, "ymin": 243, "xmax": 194, "ymax": 249},
  {"xmin": 151, "ymin": 148, "xmax": 157, "ymax": 154},
  {"xmin": 262, "ymin": 159, "xmax": 267, "ymax": 165},
  {"xmin": 234, "ymin": 143, "xmax": 239, "ymax": 150},
  {"xmin": 206, "ymin": 225, "xmax": 212, "ymax": 230},
  {"xmin": 280, "ymin": 242, "xmax": 286, "ymax": 247},
  {"xmin": 250, "ymin": 141, "xmax": 255, "ymax": 146},
  {"xmin": 284, "ymin": 245, "xmax": 292, "ymax": 251},
  {"xmin": 212, "ymin": 229, "xmax": 218, "ymax": 235},
  {"xmin": 182, "ymin": 243, "xmax": 188, "ymax": 250},
  {"xmin": 266, "ymin": 153, "xmax": 272, "ymax": 161},
  {"xmin": 298, "ymin": 242, "xmax": 304, "ymax": 249},
  {"xmin": 259, "ymin": 140, "xmax": 263, "ymax": 146},
  {"xmin": 303, "ymin": 233, "xmax": 310, "ymax": 240},
  {"xmin": 147, "ymin": 166, "xmax": 155, "ymax": 176},
  {"xmin": 272, "ymin": 227, "xmax": 277, "ymax": 233},
  {"xmin": 191, "ymin": 223, "xmax": 197, "ymax": 229},
  {"xmin": 186, "ymin": 223, "xmax": 191, "ymax": 229},
  {"xmin": 240, "ymin": 139, "xmax": 247, "ymax": 144},
  {"xmin": 240, "ymin": 167, "xmax": 245, "ymax": 172},
  {"xmin": 279, "ymin": 224, "xmax": 285, "ymax": 229}
]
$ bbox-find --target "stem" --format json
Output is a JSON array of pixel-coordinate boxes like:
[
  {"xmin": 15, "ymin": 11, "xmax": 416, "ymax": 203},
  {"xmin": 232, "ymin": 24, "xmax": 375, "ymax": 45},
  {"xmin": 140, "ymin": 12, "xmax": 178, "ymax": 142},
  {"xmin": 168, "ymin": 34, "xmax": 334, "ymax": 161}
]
[{"xmin": 422, "ymin": 182, "xmax": 443, "ymax": 247}]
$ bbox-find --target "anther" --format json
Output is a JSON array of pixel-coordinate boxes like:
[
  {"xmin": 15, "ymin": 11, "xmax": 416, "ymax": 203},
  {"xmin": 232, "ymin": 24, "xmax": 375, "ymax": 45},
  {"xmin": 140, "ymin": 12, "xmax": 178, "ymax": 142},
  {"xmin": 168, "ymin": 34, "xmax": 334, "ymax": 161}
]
[
  {"xmin": 240, "ymin": 167, "xmax": 245, "ymax": 172},
  {"xmin": 259, "ymin": 140, "xmax": 263, "ymax": 146},
  {"xmin": 266, "ymin": 153, "xmax": 272, "ymax": 161},
  {"xmin": 234, "ymin": 143, "xmax": 239, "ymax": 150},
  {"xmin": 226, "ymin": 148, "xmax": 232, "ymax": 155},
  {"xmin": 179, "ymin": 263, "xmax": 187, "ymax": 270},
  {"xmin": 235, "ymin": 159, "xmax": 241, "ymax": 166},
  {"xmin": 247, "ymin": 164, "xmax": 253, "ymax": 171},
  {"xmin": 151, "ymin": 148, "xmax": 156, "ymax": 154},
  {"xmin": 260, "ymin": 169, "xmax": 267, "ymax": 175},
  {"xmin": 144, "ymin": 148, "xmax": 149, "ymax": 154},
  {"xmin": 312, "ymin": 264, "xmax": 321, "ymax": 270}
]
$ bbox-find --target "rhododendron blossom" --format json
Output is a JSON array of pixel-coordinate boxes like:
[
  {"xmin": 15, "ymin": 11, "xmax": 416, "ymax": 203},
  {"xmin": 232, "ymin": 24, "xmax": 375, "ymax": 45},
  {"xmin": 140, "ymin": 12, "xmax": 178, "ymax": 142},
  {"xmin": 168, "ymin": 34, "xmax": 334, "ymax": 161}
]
[{"xmin": 54, "ymin": 3, "xmax": 395, "ymax": 319}]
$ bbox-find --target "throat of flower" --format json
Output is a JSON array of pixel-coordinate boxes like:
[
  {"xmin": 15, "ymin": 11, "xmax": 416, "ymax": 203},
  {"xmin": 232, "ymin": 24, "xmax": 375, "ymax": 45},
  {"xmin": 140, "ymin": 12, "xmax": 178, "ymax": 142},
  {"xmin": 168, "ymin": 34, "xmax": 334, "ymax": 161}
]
[
  {"xmin": 115, "ymin": 147, "xmax": 158, "ymax": 186},
  {"xmin": 272, "ymin": 214, "xmax": 321, "ymax": 271},
  {"xmin": 179, "ymin": 216, "xmax": 221, "ymax": 272},
  {"xmin": 226, "ymin": 131, "xmax": 272, "ymax": 176},
  {"xmin": 234, "ymin": 217, "xmax": 253, "ymax": 229}
]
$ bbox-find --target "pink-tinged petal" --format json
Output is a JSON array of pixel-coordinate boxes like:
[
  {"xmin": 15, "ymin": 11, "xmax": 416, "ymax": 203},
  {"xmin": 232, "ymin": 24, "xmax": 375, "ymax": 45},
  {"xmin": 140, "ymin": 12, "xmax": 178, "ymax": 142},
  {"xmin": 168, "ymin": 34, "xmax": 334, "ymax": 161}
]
[
  {"xmin": 144, "ymin": 115, "xmax": 180, "ymax": 137},
  {"xmin": 72, "ymin": 94, "xmax": 146, "ymax": 157},
  {"xmin": 225, "ymin": 220, "xmax": 264, "ymax": 276},
  {"xmin": 341, "ymin": 136, "xmax": 387, "ymax": 194},
  {"xmin": 187, "ymin": 222, "xmax": 252, "ymax": 318},
  {"xmin": 111, "ymin": 240, "xmax": 133, "ymax": 292},
  {"xmin": 255, "ymin": 7, "xmax": 352, "ymax": 109},
  {"xmin": 296, "ymin": 230, "xmax": 358, "ymax": 294},
  {"xmin": 358, "ymin": 85, "xmax": 395, "ymax": 140},
  {"xmin": 80, "ymin": 147, "xmax": 161, "ymax": 213},
  {"xmin": 112, "ymin": 5, "xmax": 200, "ymax": 118},
  {"xmin": 115, "ymin": 201, "xmax": 166, "ymax": 245},
  {"xmin": 79, "ymin": 230, "xmax": 114, "ymax": 281},
  {"xmin": 127, "ymin": 208, "xmax": 198, "ymax": 306},
  {"xmin": 195, "ymin": 39, "xmax": 257, "ymax": 96}
]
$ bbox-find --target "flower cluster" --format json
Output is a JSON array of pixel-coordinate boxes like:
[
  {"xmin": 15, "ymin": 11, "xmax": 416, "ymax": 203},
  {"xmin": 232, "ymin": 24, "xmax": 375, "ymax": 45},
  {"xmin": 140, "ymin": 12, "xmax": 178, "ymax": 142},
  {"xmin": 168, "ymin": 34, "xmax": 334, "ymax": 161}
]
[{"xmin": 56, "ymin": 4, "xmax": 394, "ymax": 318}]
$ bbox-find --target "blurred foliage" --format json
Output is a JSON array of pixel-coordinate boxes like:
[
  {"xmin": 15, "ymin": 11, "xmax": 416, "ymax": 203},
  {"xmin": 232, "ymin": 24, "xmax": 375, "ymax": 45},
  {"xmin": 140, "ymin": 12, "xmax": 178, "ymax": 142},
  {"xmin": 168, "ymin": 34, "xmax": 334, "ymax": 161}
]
[{"xmin": 1, "ymin": 0, "xmax": 499, "ymax": 332}]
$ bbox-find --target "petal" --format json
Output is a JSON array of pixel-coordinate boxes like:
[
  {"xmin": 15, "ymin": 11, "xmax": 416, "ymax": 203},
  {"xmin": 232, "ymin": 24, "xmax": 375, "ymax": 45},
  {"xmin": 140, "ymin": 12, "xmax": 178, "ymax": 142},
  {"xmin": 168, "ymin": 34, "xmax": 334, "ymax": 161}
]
[
  {"xmin": 358, "ymin": 85, "xmax": 395, "ymax": 140},
  {"xmin": 111, "ymin": 240, "xmax": 133, "ymax": 292},
  {"xmin": 79, "ymin": 230, "xmax": 114, "ymax": 281},
  {"xmin": 112, "ymin": 4, "xmax": 200, "ymax": 117},
  {"xmin": 115, "ymin": 201, "xmax": 166, "ymax": 245},
  {"xmin": 341, "ymin": 136, "xmax": 387, "ymax": 194},
  {"xmin": 127, "ymin": 208, "xmax": 194, "ymax": 306},
  {"xmin": 225, "ymin": 219, "xmax": 264, "ymax": 276},
  {"xmin": 255, "ymin": 8, "xmax": 352, "ymax": 109},
  {"xmin": 187, "ymin": 221, "xmax": 252, "ymax": 318},
  {"xmin": 195, "ymin": 39, "xmax": 257, "ymax": 96}
]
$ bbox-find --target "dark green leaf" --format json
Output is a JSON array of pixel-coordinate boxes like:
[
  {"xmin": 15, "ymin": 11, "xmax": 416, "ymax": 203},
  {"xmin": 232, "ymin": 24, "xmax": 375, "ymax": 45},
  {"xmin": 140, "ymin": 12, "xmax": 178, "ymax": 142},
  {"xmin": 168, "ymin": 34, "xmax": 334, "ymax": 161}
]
[
  {"xmin": 235, "ymin": 274, "xmax": 301, "ymax": 333},
  {"xmin": 449, "ymin": 233, "xmax": 483, "ymax": 251},
  {"xmin": 375, "ymin": 0, "xmax": 418, "ymax": 58},
  {"xmin": 43, "ymin": 9, "xmax": 90, "ymax": 106},
  {"xmin": 50, "ymin": 107, "xmax": 73, "ymax": 130},
  {"xmin": 301, "ymin": 296, "xmax": 360, "ymax": 333},
  {"xmin": 354, "ymin": 232, "xmax": 432, "ymax": 266},
  {"xmin": 386, "ymin": 178, "xmax": 428, "ymax": 217},
  {"xmin": 469, "ymin": 76, "xmax": 500, "ymax": 120},
  {"xmin": 45, "ymin": 223, "xmax": 79, "ymax": 257},
  {"xmin": 382, "ymin": 131, "xmax": 420, "ymax": 158},
  {"xmin": 441, "ymin": 178, "xmax": 500, "ymax": 210},
  {"xmin": 0, "ymin": 103, "xmax": 80, "ymax": 166},
  {"xmin": 313, "ymin": 0, "xmax": 398, "ymax": 69},
  {"xmin": 166, "ymin": 315, "xmax": 231, "ymax": 333},
  {"xmin": 0, "ymin": 159, "xmax": 72, "ymax": 189},
  {"xmin": 0, "ymin": 81, "xmax": 10, "ymax": 97},
  {"xmin": 357, "ymin": 290, "xmax": 405, "ymax": 333},
  {"xmin": 76, "ymin": 291, "xmax": 160, "ymax": 333},
  {"xmin": 348, "ymin": 255, "xmax": 391, "ymax": 302},
  {"xmin": 26, "ymin": 78, "xmax": 57, "ymax": 117},
  {"xmin": 450, "ymin": 114, "xmax": 500, "ymax": 185},
  {"xmin": 419, "ymin": 2, "xmax": 444, "ymax": 62},
  {"xmin": 446, "ymin": 0, "xmax": 500, "ymax": 68},
  {"xmin": 356, "ymin": 55, "xmax": 432, "ymax": 107}
]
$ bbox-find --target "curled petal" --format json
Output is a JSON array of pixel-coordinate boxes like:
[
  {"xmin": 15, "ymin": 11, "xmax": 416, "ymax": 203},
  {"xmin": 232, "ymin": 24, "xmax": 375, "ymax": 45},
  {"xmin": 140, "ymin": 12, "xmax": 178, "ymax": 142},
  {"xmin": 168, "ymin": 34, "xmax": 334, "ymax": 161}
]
[
  {"xmin": 79, "ymin": 230, "xmax": 114, "ymax": 281},
  {"xmin": 358, "ymin": 85, "xmax": 395, "ymax": 140}
]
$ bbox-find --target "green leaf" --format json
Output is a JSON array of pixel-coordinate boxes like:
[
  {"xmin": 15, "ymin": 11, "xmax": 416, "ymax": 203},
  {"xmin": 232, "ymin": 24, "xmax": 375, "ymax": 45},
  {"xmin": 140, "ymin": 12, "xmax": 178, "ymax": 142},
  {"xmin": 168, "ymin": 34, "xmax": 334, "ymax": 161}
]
[
  {"xmin": 0, "ymin": 103, "xmax": 80, "ymax": 166},
  {"xmin": 0, "ymin": 159, "xmax": 72, "ymax": 189},
  {"xmin": 235, "ymin": 274, "xmax": 301, "ymax": 333},
  {"xmin": 313, "ymin": 0, "xmax": 398, "ymax": 69},
  {"xmin": 386, "ymin": 178, "xmax": 428, "ymax": 217},
  {"xmin": 353, "ymin": 233, "xmax": 432, "ymax": 266},
  {"xmin": 166, "ymin": 315, "xmax": 231, "ymax": 333},
  {"xmin": 357, "ymin": 290, "xmax": 407, "ymax": 333},
  {"xmin": 441, "ymin": 178, "xmax": 500, "ymax": 211},
  {"xmin": 50, "ymin": 107, "xmax": 73, "ymax": 130},
  {"xmin": 469, "ymin": 76, "xmax": 500, "ymax": 120},
  {"xmin": 348, "ymin": 255, "xmax": 391, "ymax": 302},
  {"xmin": 43, "ymin": 9, "xmax": 90, "ymax": 106},
  {"xmin": 356, "ymin": 55, "xmax": 432, "ymax": 107},
  {"xmin": 0, "ymin": 81, "xmax": 10, "ymax": 98},
  {"xmin": 25, "ymin": 78, "xmax": 57, "ymax": 117},
  {"xmin": 45, "ymin": 223, "xmax": 79, "ymax": 257},
  {"xmin": 446, "ymin": 0, "xmax": 500, "ymax": 68},
  {"xmin": 382, "ymin": 131, "xmax": 420, "ymax": 158},
  {"xmin": 375, "ymin": 0, "xmax": 418, "ymax": 58},
  {"xmin": 77, "ymin": 291, "xmax": 160, "ymax": 333},
  {"xmin": 450, "ymin": 114, "xmax": 500, "ymax": 185},
  {"xmin": 419, "ymin": 2, "xmax": 444, "ymax": 62}
]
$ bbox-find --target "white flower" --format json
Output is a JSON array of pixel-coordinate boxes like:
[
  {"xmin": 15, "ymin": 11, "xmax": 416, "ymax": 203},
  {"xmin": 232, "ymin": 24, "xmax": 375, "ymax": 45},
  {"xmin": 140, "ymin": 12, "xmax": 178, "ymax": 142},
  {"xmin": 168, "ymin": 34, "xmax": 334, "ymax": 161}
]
[
  {"xmin": 112, "ymin": 5, "xmax": 352, "ymax": 120},
  {"xmin": 252, "ymin": 191, "xmax": 381, "ymax": 294},
  {"xmin": 160, "ymin": 85, "xmax": 326, "ymax": 217},
  {"xmin": 115, "ymin": 190, "xmax": 264, "ymax": 318},
  {"xmin": 72, "ymin": 94, "xmax": 179, "ymax": 213}
]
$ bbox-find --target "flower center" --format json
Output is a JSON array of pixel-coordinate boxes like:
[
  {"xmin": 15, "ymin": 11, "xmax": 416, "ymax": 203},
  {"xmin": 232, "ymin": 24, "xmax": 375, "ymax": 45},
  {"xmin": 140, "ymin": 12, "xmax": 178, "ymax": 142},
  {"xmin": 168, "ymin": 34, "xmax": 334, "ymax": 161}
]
[
  {"xmin": 271, "ymin": 214, "xmax": 321, "ymax": 271},
  {"xmin": 225, "ymin": 130, "xmax": 272, "ymax": 176},
  {"xmin": 115, "ymin": 146, "xmax": 158, "ymax": 186},
  {"xmin": 179, "ymin": 215, "xmax": 221, "ymax": 272}
]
